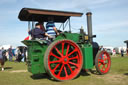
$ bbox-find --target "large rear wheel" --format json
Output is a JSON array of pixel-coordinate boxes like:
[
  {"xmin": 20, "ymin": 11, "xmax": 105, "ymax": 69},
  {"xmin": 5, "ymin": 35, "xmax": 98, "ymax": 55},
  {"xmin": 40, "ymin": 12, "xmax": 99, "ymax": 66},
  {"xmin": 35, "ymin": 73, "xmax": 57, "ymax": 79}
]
[
  {"xmin": 44, "ymin": 39, "xmax": 83, "ymax": 81},
  {"xmin": 95, "ymin": 51, "xmax": 111, "ymax": 75}
]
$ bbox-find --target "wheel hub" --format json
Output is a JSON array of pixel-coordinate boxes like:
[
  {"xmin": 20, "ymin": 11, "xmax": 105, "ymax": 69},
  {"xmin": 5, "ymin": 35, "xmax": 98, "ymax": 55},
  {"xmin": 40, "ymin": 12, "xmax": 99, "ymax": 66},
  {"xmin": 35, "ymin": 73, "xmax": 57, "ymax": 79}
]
[
  {"xmin": 104, "ymin": 60, "xmax": 107, "ymax": 64},
  {"xmin": 64, "ymin": 58, "xmax": 67, "ymax": 62},
  {"xmin": 62, "ymin": 56, "xmax": 69, "ymax": 64}
]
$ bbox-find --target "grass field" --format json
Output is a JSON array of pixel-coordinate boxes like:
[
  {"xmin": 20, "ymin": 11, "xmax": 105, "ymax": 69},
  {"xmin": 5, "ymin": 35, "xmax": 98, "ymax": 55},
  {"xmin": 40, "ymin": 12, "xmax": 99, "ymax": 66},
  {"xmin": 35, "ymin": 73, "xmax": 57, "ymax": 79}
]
[{"xmin": 0, "ymin": 54, "xmax": 128, "ymax": 85}]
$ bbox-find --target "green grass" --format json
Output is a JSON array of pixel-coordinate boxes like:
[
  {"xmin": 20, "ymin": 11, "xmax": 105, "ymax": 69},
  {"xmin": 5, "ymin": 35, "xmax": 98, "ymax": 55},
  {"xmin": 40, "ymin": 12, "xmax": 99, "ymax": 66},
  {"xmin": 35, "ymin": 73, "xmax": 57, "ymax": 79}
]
[
  {"xmin": 0, "ymin": 55, "xmax": 128, "ymax": 85},
  {"xmin": 111, "ymin": 57, "xmax": 128, "ymax": 74}
]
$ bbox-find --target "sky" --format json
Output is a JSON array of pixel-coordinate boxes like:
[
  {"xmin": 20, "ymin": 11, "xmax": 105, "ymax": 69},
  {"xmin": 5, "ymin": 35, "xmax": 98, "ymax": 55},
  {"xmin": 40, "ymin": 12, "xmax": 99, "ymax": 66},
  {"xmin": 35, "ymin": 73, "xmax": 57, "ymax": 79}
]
[{"xmin": 0, "ymin": 0, "xmax": 128, "ymax": 47}]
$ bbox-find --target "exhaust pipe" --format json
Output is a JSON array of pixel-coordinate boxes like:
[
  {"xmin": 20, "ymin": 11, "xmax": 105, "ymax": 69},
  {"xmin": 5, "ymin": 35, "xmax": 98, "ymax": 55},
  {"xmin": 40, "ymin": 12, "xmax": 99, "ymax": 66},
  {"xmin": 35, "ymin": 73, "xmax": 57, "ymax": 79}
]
[{"xmin": 86, "ymin": 12, "xmax": 93, "ymax": 43}]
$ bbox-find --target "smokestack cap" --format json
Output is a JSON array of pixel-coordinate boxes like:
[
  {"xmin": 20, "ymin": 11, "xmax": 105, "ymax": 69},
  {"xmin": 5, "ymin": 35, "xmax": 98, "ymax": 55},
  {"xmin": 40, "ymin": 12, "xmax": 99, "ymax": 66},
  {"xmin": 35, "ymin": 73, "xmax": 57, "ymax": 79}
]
[{"xmin": 86, "ymin": 12, "xmax": 92, "ymax": 16}]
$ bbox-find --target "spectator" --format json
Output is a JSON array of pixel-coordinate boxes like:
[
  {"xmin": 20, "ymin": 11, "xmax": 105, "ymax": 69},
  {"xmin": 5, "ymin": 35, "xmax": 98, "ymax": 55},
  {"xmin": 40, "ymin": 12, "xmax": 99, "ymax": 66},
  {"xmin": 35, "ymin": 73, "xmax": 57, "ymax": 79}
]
[
  {"xmin": 15, "ymin": 47, "xmax": 20, "ymax": 62},
  {"xmin": 2, "ymin": 49, "xmax": 7, "ymax": 62},
  {"xmin": 99, "ymin": 46, "xmax": 104, "ymax": 51},
  {"xmin": 0, "ymin": 47, "xmax": 6, "ymax": 71},
  {"xmin": 16, "ymin": 47, "xmax": 23, "ymax": 62},
  {"xmin": 121, "ymin": 48, "xmax": 124, "ymax": 57},
  {"xmin": 8, "ymin": 46, "xmax": 13, "ymax": 61},
  {"xmin": 23, "ymin": 47, "xmax": 27, "ymax": 62},
  {"xmin": 113, "ymin": 49, "xmax": 116, "ymax": 56}
]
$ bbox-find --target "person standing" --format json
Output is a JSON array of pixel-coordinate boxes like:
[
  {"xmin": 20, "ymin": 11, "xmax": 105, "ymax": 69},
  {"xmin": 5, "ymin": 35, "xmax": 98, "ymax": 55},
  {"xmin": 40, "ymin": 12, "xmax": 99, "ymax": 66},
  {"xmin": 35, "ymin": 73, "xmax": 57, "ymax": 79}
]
[
  {"xmin": 99, "ymin": 45, "xmax": 104, "ymax": 51},
  {"xmin": 15, "ymin": 47, "xmax": 20, "ymax": 62},
  {"xmin": 0, "ymin": 47, "xmax": 5, "ymax": 71},
  {"xmin": 8, "ymin": 46, "xmax": 13, "ymax": 61},
  {"xmin": 23, "ymin": 47, "xmax": 27, "ymax": 62},
  {"xmin": 121, "ymin": 48, "xmax": 124, "ymax": 57},
  {"xmin": 113, "ymin": 49, "xmax": 116, "ymax": 56}
]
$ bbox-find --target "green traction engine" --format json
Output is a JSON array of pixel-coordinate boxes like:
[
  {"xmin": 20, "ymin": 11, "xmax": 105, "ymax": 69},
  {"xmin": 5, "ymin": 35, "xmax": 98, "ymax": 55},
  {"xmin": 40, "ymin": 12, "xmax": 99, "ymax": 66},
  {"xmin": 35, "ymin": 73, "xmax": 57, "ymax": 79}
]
[{"xmin": 18, "ymin": 8, "xmax": 111, "ymax": 81}]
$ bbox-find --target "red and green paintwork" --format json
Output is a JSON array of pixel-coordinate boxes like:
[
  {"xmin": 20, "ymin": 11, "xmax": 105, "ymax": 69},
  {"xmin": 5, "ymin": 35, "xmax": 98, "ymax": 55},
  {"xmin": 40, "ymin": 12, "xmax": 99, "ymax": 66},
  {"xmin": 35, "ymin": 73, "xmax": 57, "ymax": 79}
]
[{"xmin": 22, "ymin": 33, "xmax": 93, "ymax": 74}]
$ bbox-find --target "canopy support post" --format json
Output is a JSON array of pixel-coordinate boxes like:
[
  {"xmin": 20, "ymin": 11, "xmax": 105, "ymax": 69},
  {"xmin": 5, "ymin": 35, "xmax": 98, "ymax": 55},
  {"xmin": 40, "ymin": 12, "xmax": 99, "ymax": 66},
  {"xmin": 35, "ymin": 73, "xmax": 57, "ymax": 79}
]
[{"xmin": 69, "ymin": 18, "xmax": 71, "ymax": 33}]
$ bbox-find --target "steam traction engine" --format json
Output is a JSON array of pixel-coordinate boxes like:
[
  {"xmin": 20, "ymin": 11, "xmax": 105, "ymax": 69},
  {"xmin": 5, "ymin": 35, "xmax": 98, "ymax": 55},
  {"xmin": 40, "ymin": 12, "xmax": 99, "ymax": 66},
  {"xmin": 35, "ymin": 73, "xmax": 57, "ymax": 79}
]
[{"xmin": 18, "ymin": 8, "xmax": 111, "ymax": 81}]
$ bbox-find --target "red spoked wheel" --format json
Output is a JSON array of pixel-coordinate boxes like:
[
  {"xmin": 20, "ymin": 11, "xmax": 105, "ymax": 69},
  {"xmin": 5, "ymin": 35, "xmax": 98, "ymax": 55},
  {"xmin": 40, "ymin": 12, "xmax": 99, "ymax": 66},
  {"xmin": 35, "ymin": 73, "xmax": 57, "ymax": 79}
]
[
  {"xmin": 44, "ymin": 39, "xmax": 83, "ymax": 81},
  {"xmin": 95, "ymin": 51, "xmax": 111, "ymax": 75}
]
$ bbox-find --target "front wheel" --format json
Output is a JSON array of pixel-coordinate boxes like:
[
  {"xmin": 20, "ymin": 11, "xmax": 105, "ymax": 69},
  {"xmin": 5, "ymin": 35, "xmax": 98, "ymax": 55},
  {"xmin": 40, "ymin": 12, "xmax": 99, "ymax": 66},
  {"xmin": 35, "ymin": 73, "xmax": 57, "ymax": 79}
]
[
  {"xmin": 44, "ymin": 39, "xmax": 83, "ymax": 81},
  {"xmin": 95, "ymin": 51, "xmax": 111, "ymax": 75}
]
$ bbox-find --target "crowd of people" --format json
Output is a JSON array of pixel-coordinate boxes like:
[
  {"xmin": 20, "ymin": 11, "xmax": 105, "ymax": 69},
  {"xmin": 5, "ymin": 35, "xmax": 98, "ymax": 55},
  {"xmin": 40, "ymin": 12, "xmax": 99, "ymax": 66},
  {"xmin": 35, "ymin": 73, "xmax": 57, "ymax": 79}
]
[
  {"xmin": 0, "ymin": 46, "xmax": 27, "ymax": 71},
  {"xmin": 99, "ymin": 45, "xmax": 128, "ymax": 57}
]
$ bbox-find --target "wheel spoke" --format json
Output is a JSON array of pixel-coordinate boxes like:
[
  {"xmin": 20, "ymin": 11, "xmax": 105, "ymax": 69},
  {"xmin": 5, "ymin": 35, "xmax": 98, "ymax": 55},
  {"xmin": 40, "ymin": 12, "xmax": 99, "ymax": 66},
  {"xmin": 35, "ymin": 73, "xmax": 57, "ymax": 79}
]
[
  {"xmin": 104, "ymin": 65, "xmax": 107, "ymax": 70},
  {"xmin": 104, "ymin": 58, "xmax": 110, "ymax": 65},
  {"xmin": 50, "ymin": 52, "xmax": 61, "ymax": 59},
  {"xmin": 69, "ymin": 62, "xmax": 78, "ymax": 68},
  {"xmin": 104, "ymin": 57, "xmax": 109, "ymax": 61},
  {"xmin": 66, "ymin": 44, "xmax": 70, "ymax": 56},
  {"xmin": 49, "ymin": 60, "xmax": 60, "ymax": 64},
  {"xmin": 67, "ymin": 63, "xmax": 73, "ymax": 73},
  {"xmin": 64, "ymin": 66, "xmax": 68, "ymax": 77},
  {"xmin": 55, "ymin": 47, "xmax": 63, "ymax": 57},
  {"xmin": 103, "ymin": 55, "xmax": 106, "ymax": 59},
  {"xmin": 100, "ymin": 55, "xmax": 103, "ymax": 59},
  {"xmin": 102, "ymin": 65, "xmax": 105, "ymax": 71},
  {"xmin": 52, "ymin": 63, "xmax": 60, "ymax": 72},
  {"xmin": 62, "ymin": 42, "xmax": 65, "ymax": 55},
  {"xmin": 104, "ymin": 65, "xmax": 106, "ymax": 70},
  {"xmin": 105, "ymin": 61, "xmax": 109, "ymax": 65},
  {"xmin": 98, "ymin": 59, "xmax": 103, "ymax": 63},
  {"xmin": 98, "ymin": 63, "xmax": 102, "ymax": 67},
  {"xmin": 68, "ymin": 48, "xmax": 77, "ymax": 57},
  {"xmin": 100, "ymin": 54, "xmax": 105, "ymax": 60},
  {"xmin": 69, "ymin": 55, "xmax": 78, "ymax": 60},
  {"xmin": 57, "ymin": 64, "xmax": 64, "ymax": 76}
]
